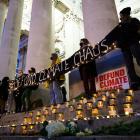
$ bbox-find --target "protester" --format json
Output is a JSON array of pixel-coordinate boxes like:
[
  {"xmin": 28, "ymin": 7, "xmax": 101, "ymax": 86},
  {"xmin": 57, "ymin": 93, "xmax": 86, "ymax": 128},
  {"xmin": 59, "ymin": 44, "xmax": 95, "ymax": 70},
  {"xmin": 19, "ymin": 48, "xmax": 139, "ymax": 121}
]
[
  {"xmin": 118, "ymin": 7, "xmax": 140, "ymax": 89},
  {"xmin": 79, "ymin": 38, "xmax": 97, "ymax": 99},
  {"xmin": 0, "ymin": 77, "xmax": 9, "ymax": 113},
  {"xmin": 49, "ymin": 53, "xmax": 65, "ymax": 105},
  {"xmin": 21, "ymin": 67, "xmax": 38, "ymax": 111},
  {"xmin": 13, "ymin": 70, "xmax": 26, "ymax": 113}
]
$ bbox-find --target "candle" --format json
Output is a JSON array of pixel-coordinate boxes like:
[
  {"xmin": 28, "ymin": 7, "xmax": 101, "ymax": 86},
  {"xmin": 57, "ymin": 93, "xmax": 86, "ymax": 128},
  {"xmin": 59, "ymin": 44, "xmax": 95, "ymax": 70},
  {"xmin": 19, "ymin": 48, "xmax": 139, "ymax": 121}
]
[{"xmin": 76, "ymin": 109, "xmax": 84, "ymax": 119}]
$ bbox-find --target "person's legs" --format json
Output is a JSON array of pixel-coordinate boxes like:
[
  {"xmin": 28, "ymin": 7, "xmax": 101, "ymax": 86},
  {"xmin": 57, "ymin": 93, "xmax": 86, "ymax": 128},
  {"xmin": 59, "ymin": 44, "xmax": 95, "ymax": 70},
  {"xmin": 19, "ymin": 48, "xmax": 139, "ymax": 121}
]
[
  {"xmin": 53, "ymin": 81, "xmax": 63, "ymax": 104},
  {"xmin": 130, "ymin": 42, "xmax": 140, "ymax": 66},
  {"xmin": 25, "ymin": 88, "xmax": 32, "ymax": 111},
  {"xmin": 61, "ymin": 86, "xmax": 67, "ymax": 102},
  {"xmin": 49, "ymin": 82, "xmax": 56, "ymax": 105},
  {"xmin": 81, "ymin": 68, "xmax": 91, "ymax": 98},
  {"xmin": 122, "ymin": 49, "xmax": 140, "ymax": 88},
  {"xmin": 89, "ymin": 76, "xmax": 96, "ymax": 94}
]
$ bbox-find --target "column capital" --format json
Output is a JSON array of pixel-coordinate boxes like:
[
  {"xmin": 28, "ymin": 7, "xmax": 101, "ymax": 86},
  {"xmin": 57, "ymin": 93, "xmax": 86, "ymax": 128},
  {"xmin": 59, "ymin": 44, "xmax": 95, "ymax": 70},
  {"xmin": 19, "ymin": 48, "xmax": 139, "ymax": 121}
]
[{"xmin": 0, "ymin": 0, "xmax": 9, "ymax": 6}]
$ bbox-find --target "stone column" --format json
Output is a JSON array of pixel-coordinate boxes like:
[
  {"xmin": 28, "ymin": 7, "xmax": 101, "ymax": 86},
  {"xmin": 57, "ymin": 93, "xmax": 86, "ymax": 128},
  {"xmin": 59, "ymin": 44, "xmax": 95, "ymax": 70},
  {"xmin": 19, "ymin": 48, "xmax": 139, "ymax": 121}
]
[
  {"xmin": 0, "ymin": 0, "xmax": 8, "ymax": 45},
  {"xmin": 25, "ymin": 0, "xmax": 52, "ymax": 72},
  {"xmin": 82, "ymin": 0, "xmax": 119, "ymax": 44},
  {"xmin": 0, "ymin": 0, "xmax": 24, "ymax": 79}
]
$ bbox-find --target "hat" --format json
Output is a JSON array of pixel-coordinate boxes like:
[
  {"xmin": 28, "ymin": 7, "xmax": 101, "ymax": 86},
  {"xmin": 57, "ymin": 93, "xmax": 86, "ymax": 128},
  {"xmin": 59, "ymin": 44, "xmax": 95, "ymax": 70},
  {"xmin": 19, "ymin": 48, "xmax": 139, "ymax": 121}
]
[
  {"xmin": 120, "ymin": 7, "xmax": 131, "ymax": 15},
  {"xmin": 50, "ymin": 53, "xmax": 58, "ymax": 60}
]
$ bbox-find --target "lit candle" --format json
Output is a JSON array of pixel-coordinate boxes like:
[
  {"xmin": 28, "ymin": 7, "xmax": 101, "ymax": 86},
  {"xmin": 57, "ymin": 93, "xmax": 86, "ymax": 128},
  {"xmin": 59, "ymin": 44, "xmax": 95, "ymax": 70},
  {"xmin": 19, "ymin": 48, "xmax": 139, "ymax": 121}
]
[
  {"xmin": 108, "ymin": 105, "xmax": 117, "ymax": 117},
  {"xmin": 123, "ymin": 103, "xmax": 133, "ymax": 116},
  {"xmin": 86, "ymin": 101, "xmax": 93, "ymax": 110},
  {"xmin": 97, "ymin": 100, "xmax": 103, "ymax": 109},
  {"xmin": 57, "ymin": 112, "xmax": 64, "ymax": 121},
  {"xmin": 92, "ymin": 107, "xmax": 99, "ymax": 117},
  {"xmin": 102, "ymin": 95, "xmax": 106, "ymax": 101},
  {"xmin": 76, "ymin": 109, "xmax": 84, "ymax": 119},
  {"xmin": 69, "ymin": 105, "xmax": 74, "ymax": 111},
  {"xmin": 128, "ymin": 89, "xmax": 134, "ymax": 96},
  {"xmin": 52, "ymin": 107, "xmax": 57, "ymax": 114},
  {"xmin": 77, "ymin": 103, "xmax": 83, "ymax": 109},
  {"xmin": 125, "ymin": 95, "xmax": 132, "ymax": 103}
]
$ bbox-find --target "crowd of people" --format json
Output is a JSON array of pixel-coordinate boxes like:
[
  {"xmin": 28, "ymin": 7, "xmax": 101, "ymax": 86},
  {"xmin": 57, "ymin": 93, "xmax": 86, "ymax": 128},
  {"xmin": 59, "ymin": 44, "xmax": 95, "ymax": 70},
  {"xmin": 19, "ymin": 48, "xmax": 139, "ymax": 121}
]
[
  {"xmin": 0, "ymin": 54, "xmax": 67, "ymax": 114},
  {"xmin": 0, "ymin": 7, "xmax": 140, "ymax": 114}
]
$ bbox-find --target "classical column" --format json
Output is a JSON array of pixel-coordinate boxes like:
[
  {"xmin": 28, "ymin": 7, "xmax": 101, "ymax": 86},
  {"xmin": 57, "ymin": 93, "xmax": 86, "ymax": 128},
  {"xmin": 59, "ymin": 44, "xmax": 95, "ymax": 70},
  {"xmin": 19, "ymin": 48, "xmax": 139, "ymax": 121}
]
[
  {"xmin": 25, "ymin": 0, "xmax": 52, "ymax": 72},
  {"xmin": 82, "ymin": 0, "xmax": 119, "ymax": 44},
  {"xmin": 0, "ymin": 0, "xmax": 24, "ymax": 79},
  {"xmin": 0, "ymin": 0, "xmax": 8, "ymax": 45}
]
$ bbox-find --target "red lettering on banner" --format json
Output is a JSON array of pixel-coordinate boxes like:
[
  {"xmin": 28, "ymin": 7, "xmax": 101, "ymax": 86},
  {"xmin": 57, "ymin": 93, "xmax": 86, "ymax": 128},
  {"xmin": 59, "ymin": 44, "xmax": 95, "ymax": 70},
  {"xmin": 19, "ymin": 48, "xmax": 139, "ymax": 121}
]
[{"xmin": 97, "ymin": 67, "xmax": 129, "ymax": 90}]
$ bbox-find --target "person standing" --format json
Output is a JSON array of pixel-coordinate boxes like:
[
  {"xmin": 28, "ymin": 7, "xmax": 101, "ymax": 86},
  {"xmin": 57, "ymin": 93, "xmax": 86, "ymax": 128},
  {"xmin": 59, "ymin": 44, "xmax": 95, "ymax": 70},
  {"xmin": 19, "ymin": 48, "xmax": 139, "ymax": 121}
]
[
  {"xmin": 79, "ymin": 38, "xmax": 97, "ymax": 99},
  {"xmin": 118, "ymin": 7, "xmax": 140, "ymax": 89},
  {"xmin": 49, "ymin": 53, "xmax": 64, "ymax": 105},
  {"xmin": 0, "ymin": 77, "xmax": 9, "ymax": 113}
]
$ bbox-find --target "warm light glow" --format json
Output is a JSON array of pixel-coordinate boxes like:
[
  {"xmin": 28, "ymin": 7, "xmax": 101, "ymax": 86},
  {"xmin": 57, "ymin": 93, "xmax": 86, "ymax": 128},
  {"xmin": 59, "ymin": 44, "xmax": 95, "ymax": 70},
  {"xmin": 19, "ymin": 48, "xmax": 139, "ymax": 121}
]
[
  {"xmin": 77, "ymin": 103, "xmax": 83, "ymax": 109},
  {"xmin": 52, "ymin": 107, "xmax": 57, "ymax": 114},
  {"xmin": 102, "ymin": 95, "xmax": 107, "ymax": 101},
  {"xmin": 57, "ymin": 112, "xmax": 64, "ymax": 121},
  {"xmin": 125, "ymin": 95, "xmax": 133, "ymax": 103},
  {"xmin": 97, "ymin": 100, "xmax": 104, "ymax": 108},
  {"xmin": 109, "ymin": 98, "xmax": 116, "ymax": 105},
  {"xmin": 76, "ymin": 109, "xmax": 84, "ymax": 119},
  {"xmin": 108, "ymin": 105, "xmax": 117, "ymax": 116},
  {"xmin": 110, "ymin": 92, "xmax": 116, "ymax": 99},
  {"xmin": 92, "ymin": 108, "xmax": 99, "ymax": 117},
  {"xmin": 86, "ymin": 101, "xmax": 93, "ymax": 110},
  {"xmin": 128, "ymin": 89, "xmax": 134, "ymax": 96}
]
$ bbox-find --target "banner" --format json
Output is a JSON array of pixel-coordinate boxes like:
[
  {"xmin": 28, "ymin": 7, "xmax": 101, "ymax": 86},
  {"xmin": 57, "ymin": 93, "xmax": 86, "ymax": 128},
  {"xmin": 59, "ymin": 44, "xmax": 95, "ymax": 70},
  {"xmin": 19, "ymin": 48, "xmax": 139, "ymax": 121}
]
[
  {"xmin": 96, "ymin": 67, "xmax": 129, "ymax": 90},
  {"xmin": 11, "ymin": 25, "xmax": 123, "ymax": 90}
]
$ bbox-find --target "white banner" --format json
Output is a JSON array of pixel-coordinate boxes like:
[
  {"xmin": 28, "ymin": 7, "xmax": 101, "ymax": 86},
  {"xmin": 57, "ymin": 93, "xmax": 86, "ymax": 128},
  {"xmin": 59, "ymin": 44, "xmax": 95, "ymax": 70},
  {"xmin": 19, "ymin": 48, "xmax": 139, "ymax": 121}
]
[{"xmin": 96, "ymin": 66, "xmax": 130, "ymax": 90}]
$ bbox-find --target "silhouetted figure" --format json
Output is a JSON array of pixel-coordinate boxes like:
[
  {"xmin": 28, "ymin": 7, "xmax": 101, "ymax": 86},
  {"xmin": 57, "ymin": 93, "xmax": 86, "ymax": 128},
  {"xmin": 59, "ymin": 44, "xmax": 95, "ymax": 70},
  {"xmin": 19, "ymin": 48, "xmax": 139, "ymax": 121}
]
[
  {"xmin": 118, "ymin": 7, "xmax": 140, "ymax": 89},
  {"xmin": 79, "ymin": 38, "xmax": 97, "ymax": 99},
  {"xmin": 0, "ymin": 77, "xmax": 9, "ymax": 113}
]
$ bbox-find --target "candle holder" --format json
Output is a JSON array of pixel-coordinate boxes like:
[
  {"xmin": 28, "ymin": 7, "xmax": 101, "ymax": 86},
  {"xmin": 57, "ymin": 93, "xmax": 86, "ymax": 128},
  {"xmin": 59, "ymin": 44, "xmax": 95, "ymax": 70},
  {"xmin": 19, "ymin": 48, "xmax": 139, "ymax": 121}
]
[
  {"xmin": 79, "ymin": 99, "xmax": 83, "ymax": 104},
  {"xmin": 41, "ymin": 115, "xmax": 46, "ymax": 123},
  {"xmin": 77, "ymin": 103, "xmax": 83, "ymax": 109},
  {"xmin": 92, "ymin": 97, "xmax": 96, "ymax": 103},
  {"xmin": 125, "ymin": 95, "xmax": 133, "ymax": 103},
  {"xmin": 69, "ymin": 105, "xmax": 74, "ymax": 112},
  {"xmin": 57, "ymin": 104, "xmax": 61, "ymax": 109},
  {"xmin": 27, "ymin": 117, "xmax": 32, "ymax": 124},
  {"xmin": 109, "ymin": 98, "xmax": 116, "ymax": 106},
  {"xmin": 92, "ymin": 107, "xmax": 99, "ymax": 117},
  {"xmin": 65, "ymin": 101, "xmax": 70, "ymax": 107},
  {"xmin": 128, "ymin": 89, "xmax": 134, "ymax": 96},
  {"xmin": 10, "ymin": 124, "xmax": 16, "ymax": 134},
  {"xmin": 102, "ymin": 95, "xmax": 107, "ymax": 101},
  {"xmin": 108, "ymin": 105, "xmax": 117, "ymax": 117},
  {"xmin": 21, "ymin": 124, "xmax": 27, "ymax": 135},
  {"xmin": 43, "ymin": 108, "xmax": 49, "ymax": 116},
  {"xmin": 57, "ymin": 112, "xmax": 64, "ymax": 121},
  {"xmin": 52, "ymin": 107, "xmax": 57, "ymax": 114},
  {"xmin": 76, "ymin": 109, "xmax": 84, "ymax": 119},
  {"xmin": 23, "ymin": 117, "xmax": 28, "ymax": 125},
  {"xmin": 97, "ymin": 100, "xmax": 104, "ymax": 109},
  {"xmin": 36, "ymin": 110, "xmax": 41, "ymax": 116},
  {"xmin": 123, "ymin": 103, "xmax": 133, "ymax": 116},
  {"xmin": 86, "ymin": 101, "xmax": 93, "ymax": 110},
  {"xmin": 110, "ymin": 92, "xmax": 116, "ymax": 99}
]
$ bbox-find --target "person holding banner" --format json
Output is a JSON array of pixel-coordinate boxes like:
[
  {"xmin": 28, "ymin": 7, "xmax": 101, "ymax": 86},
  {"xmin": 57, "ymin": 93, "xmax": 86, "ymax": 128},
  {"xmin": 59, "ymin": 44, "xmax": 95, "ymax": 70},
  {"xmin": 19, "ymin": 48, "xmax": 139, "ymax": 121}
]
[
  {"xmin": 118, "ymin": 7, "xmax": 140, "ymax": 89},
  {"xmin": 49, "ymin": 53, "xmax": 64, "ymax": 105},
  {"xmin": 21, "ymin": 67, "xmax": 38, "ymax": 111},
  {"xmin": 79, "ymin": 38, "xmax": 97, "ymax": 99}
]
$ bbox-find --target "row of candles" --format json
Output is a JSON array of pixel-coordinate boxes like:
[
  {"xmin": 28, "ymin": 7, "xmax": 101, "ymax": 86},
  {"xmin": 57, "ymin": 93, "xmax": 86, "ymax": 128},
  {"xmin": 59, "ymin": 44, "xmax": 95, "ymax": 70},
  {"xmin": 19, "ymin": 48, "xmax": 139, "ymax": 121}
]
[{"xmin": 0, "ymin": 89, "xmax": 134, "ymax": 135}]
